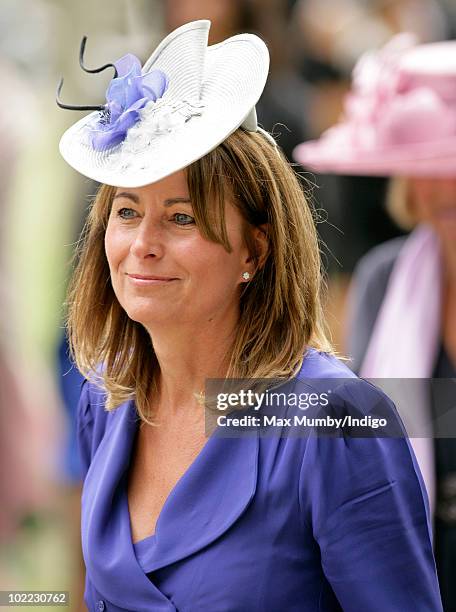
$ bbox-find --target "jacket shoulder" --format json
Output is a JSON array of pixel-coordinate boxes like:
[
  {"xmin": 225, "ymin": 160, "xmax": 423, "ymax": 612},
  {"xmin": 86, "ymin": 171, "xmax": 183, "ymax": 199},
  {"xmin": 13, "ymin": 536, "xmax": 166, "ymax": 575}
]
[
  {"xmin": 353, "ymin": 236, "xmax": 407, "ymax": 293},
  {"xmin": 298, "ymin": 348, "xmax": 357, "ymax": 380},
  {"xmin": 76, "ymin": 379, "xmax": 111, "ymax": 479}
]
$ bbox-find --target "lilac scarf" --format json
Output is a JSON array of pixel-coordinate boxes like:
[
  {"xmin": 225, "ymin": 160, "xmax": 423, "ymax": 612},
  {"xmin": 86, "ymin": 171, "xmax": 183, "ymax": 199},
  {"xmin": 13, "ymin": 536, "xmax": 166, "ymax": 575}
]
[{"xmin": 360, "ymin": 224, "xmax": 442, "ymax": 517}]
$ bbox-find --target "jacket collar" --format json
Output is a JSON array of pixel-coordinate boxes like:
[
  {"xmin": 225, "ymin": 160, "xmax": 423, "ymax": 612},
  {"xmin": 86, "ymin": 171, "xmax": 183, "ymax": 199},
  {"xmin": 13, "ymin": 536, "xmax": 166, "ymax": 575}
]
[{"xmin": 82, "ymin": 398, "xmax": 259, "ymax": 610}]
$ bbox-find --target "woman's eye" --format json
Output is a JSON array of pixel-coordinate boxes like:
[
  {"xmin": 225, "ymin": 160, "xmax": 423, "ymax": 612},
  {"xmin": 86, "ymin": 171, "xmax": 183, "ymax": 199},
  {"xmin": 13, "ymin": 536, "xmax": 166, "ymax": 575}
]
[
  {"xmin": 172, "ymin": 212, "xmax": 195, "ymax": 226},
  {"xmin": 117, "ymin": 207, "xmax": 137, "ymax": 220}
]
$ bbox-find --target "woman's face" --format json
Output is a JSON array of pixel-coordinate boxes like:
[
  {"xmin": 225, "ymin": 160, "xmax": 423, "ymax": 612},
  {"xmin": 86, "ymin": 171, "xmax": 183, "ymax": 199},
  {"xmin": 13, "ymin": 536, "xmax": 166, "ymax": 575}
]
[
  {"xmin": 408, "ymin": 177, "xmax": 456, "ymax": 247},
  {"xmin": 104, "ymin": 170, "xmax": 253, "ymax": 331}
]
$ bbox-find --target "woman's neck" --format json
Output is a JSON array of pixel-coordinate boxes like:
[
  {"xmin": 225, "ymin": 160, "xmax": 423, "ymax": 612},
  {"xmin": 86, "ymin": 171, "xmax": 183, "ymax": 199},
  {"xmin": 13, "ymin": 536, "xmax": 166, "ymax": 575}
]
[
  {"xmin": 442, "ymin": 243, "xmax": 456, "ymax": 366},
  {"xmin": 442, "ymin": 241, "xmax": 456, "ymax": 283},
  {"xmin": 145, "ymin": 308, "xmax": 239, "ymax": 415}
]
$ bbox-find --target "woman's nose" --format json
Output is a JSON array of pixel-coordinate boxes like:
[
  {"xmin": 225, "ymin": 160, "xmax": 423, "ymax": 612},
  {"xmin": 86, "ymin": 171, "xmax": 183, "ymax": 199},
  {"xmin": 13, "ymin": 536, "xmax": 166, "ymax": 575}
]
[{"xmin": 130, "ymin": 218, "xmax": 164, "ymax": 259}]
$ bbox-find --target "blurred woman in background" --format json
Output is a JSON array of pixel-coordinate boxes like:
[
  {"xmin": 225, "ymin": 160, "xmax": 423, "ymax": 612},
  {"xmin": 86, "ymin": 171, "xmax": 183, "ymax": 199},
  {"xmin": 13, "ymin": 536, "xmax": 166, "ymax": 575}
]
[{"xmin": 294, "ymin": 35, "xmax": 456, "ymax": 610}]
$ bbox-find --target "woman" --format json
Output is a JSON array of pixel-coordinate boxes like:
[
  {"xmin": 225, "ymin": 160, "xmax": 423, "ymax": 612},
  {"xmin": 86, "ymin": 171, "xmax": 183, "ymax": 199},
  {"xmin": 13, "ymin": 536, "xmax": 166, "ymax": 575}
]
[
  {"xmin": 348, "ymin": 176, "xmax": 456, "ymax": 611},
  {"xmin": 294, "ymin": 34, "xmax": 456, "ymax": 610},
  {"xmin": 59, "ymin": 21, "xmax": 442, "ymax": 611}
]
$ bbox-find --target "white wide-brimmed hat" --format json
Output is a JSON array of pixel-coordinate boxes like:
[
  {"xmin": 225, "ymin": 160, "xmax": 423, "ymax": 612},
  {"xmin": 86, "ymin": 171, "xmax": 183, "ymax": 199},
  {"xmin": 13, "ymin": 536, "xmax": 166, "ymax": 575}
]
[{"xmin": 59, "ymin": 20, "xmax": 270, "ymax": 187}]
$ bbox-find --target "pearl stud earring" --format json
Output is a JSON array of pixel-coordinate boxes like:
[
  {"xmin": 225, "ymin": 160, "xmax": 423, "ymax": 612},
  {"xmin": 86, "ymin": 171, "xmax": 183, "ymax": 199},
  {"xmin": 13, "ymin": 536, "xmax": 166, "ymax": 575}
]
[{"xmin": 242, "ymin": 272, "xmax": 251, "ymax": 280}]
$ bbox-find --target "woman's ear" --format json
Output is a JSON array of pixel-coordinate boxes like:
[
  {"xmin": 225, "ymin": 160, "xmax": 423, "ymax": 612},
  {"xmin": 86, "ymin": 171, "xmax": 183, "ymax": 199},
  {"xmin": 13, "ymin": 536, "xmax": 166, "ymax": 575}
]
[{"xmin": 248, "ymin": 223, "xmax": 269, "ymax": 271}]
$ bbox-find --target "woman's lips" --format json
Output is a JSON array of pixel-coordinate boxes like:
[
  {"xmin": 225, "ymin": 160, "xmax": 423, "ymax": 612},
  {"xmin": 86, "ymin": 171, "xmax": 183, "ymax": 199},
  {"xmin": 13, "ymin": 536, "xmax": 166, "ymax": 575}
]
[{"xmin": 126, "ymin": 273, "xmax": 179, "ymax": 286}]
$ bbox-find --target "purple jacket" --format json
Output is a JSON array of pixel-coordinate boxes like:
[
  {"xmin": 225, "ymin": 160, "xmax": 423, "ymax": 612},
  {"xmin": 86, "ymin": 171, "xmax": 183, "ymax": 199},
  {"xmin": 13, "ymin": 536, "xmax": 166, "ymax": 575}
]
[{"xmin": 78, "ymin": 349, "xmax": 443, "ymax": 611}]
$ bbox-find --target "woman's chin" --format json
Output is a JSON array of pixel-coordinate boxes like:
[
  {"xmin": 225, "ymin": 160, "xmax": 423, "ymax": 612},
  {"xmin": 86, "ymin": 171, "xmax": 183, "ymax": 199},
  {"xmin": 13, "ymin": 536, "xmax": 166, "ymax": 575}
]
[
  {"xmin": 130, "ymin": 314, "xmax": 172, "ymax": 327},
  {"xmin": 434, "ymin": 223, "xmax": 456, "ymax": 250},
  {"xmin": 124, "ymin": 303, "xmax": 178, "ymax": 327}
]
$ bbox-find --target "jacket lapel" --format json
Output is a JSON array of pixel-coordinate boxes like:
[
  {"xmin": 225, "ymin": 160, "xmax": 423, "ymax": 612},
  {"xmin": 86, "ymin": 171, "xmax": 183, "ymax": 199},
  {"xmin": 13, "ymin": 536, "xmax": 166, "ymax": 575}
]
[
  {"xmin": 139, "ymin": 430, "xmax": 259, "ymax": 572},
  {"xmin": 81, "ymin": 398, "xmax": 259, "ymax": 610}
]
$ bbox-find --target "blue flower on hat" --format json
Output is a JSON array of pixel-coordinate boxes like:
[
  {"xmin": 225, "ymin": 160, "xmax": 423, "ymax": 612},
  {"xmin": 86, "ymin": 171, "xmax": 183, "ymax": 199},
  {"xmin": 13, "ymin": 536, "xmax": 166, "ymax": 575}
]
[{"xmin": 88, "ymin": 54, "xmax": 168, "ymax": 151}]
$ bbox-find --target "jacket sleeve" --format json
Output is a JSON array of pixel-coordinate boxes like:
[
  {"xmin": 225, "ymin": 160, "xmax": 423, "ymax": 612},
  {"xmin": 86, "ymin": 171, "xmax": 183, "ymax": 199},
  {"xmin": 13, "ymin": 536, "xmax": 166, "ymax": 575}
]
[
  {"xmin": 76, "ymin": 380, "xmax": 108, "ymax": 480},
  {"xmin": 299, "ymin": 379, "xmax": 443, "ymax": 611}
]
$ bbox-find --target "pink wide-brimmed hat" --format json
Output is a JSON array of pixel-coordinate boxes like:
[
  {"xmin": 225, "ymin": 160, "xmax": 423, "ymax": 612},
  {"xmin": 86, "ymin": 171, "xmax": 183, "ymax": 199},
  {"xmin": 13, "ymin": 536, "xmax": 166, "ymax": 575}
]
[{"xmin": 293, "ymin": 34, "xmax": 456, "ymax": 177}]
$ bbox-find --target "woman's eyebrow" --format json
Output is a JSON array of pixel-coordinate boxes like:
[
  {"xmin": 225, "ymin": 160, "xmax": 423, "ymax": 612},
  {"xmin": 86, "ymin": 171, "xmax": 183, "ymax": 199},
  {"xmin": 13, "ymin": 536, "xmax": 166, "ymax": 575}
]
[
  {"xmin": 112, "ymin": 193, "xmax": 191, "ymax": 207},
  {"xmin": 113, "ymin": 192, "xmax": 140, "ymax": 203},
  {"xmin": 163, "ymin": 197, "xmax": 192, "ymax": 207}
]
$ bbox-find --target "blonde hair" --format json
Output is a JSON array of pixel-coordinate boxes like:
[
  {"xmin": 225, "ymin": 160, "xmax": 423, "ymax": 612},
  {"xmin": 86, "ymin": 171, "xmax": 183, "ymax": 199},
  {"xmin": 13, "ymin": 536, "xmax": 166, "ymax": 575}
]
[
  {"xmin": 67, "ymin": 129, "xmax": 333, "ymax": 423},
  {"xmin": 385, "ymin": 177, "xmax": 417, "ymax": 231}
]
